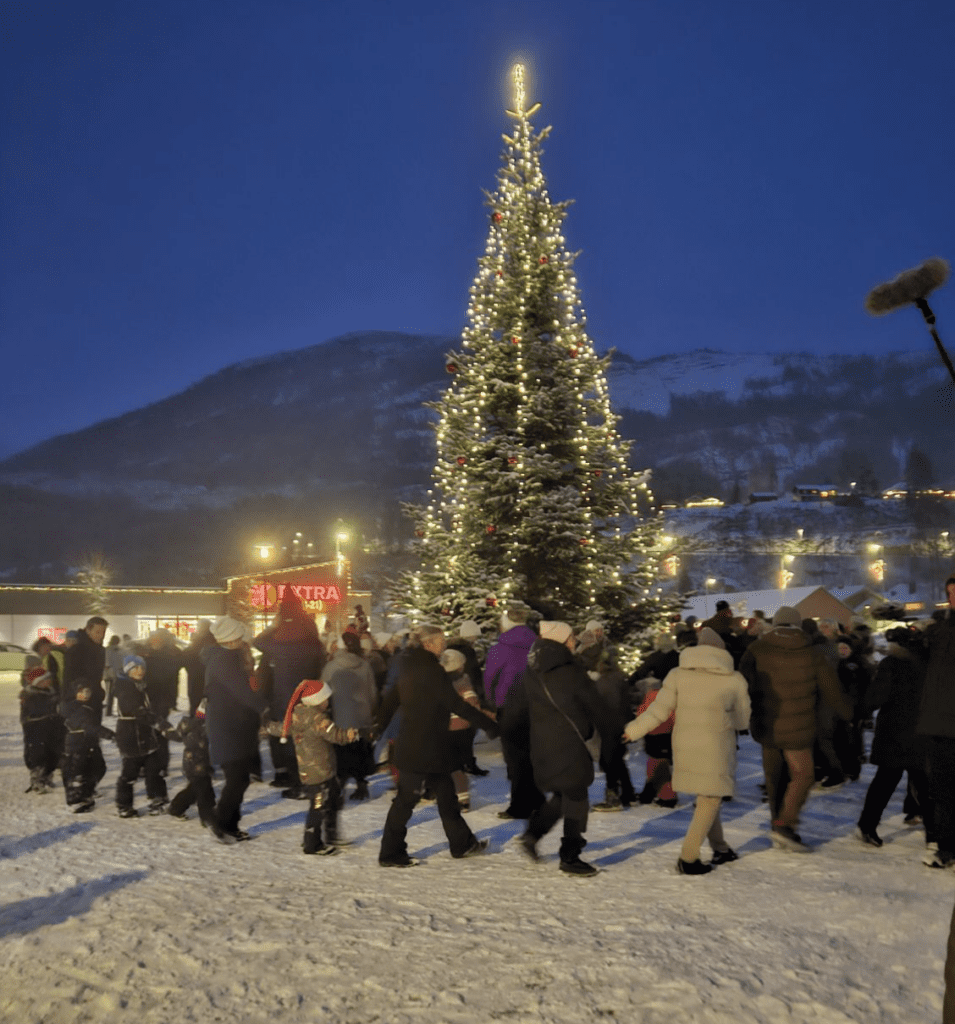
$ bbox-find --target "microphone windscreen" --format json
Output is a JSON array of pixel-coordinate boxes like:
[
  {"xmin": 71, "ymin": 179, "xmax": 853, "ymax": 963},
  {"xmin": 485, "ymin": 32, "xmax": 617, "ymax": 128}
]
[{"xmin": 865, "ymin": 257, "xmax": 950, "ymax": 315}]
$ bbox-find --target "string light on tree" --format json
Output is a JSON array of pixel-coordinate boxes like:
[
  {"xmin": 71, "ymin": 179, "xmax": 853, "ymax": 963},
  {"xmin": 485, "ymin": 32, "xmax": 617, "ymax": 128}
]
[{"xmin": 399, "ymin": 62, "xmax": 678, "ymax": 641}]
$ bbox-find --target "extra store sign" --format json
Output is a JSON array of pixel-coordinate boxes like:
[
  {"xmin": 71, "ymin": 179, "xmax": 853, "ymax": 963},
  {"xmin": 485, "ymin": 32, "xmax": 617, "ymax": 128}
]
[{"xmin": 249, "ymin": 581, "xmax": 343, "ymax": 612}]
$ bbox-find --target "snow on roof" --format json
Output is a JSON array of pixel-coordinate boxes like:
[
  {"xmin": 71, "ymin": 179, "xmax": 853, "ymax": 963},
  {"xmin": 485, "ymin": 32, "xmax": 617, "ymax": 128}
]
[{"xmin": 681, "ymin": 586, "xmax": 855, "ymax": 622}]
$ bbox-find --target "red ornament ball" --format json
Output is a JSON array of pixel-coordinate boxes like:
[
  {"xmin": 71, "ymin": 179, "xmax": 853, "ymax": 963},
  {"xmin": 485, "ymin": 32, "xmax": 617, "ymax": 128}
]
[
  {"xmin": 493, "ymin": 213, "xmax": 502, "ymax": 222},
  {"xmin": 511, "ymin": 336, "xmax": 519, "ymax": 344},
  {"xmin": 446, "ymin": 362, "xmax": 458, "ymax": 374},
  {"xmin": 593, "ymin": 470, "xmax": 602, "ymax": 478},
  {"xmin": 456, "ymin": 456, "xmax": 467, "ymax": 466},
  {"xmin": 496, "ymin": 271, "xmax": 503, "ymax": 278},
  {"xmin": 486, "ymin": 525, "xmax": 496, "ymax": 534},
  {"xmin": 579, "ymin": 537, "xmax": 589, "ymax": 545},
  {"xmin": 569, "ymin": 348, "xmax": 578, "ymax": 357},
  {"xmin": 508, "ymin": 457, "xmax": 518, "ymax": 465},
  {"xmin": 415, "ymin": 530, "xmax": 424, "ymax": 538},
  {"xmin": 486, "ymin": 597, "xmax": 498, "ymax": 607},
  {"xmin": 540, "ymin": 256, "xmax": 548, "ymax": 264}
]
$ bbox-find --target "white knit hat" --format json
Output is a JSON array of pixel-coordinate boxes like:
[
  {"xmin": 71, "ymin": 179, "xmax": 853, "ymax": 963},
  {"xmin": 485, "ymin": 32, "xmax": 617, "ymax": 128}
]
[
  {"xmin": 440, "ymin": 649, "xmax": 466, "ymax": 673},
  {"xmin": 458, "ymin": 620, "xmax": 482, "ymax": 640},
  {"xmin": 540, "ymin": 621, "xmax": 573, "ymax": 644},
  {"xmin": 211, "ymin": 616, "xmax": 248, "ymax": 644}
]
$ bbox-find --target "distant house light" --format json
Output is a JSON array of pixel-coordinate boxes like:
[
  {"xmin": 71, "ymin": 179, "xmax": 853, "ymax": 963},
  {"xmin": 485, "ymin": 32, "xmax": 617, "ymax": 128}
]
[
  {"xmin": 685, "ymin": 495, "xmax": 724, "ymax": 508},
  {"xmin": 793, "ymin": 484, "xmax": 843, "ymax": 502}
]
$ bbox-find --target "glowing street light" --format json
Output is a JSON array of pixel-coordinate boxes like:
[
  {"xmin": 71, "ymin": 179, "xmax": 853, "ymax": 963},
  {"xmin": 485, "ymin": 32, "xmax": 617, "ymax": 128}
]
[
  {"xmin": 255, "ymin": 543, "xmax": 274, "ymax": 560},
  {"xmin": 705, "ymin": 577, "xmax": 717, "ymax": 616},
  {"xmin": 334, "ymin": 520, "xmax": 350, "ymax": 576},
  {"xmin": 867, "ymin": 542, "xmax": 885, "ymax": 583},
  {"xmin": 779, "ymin": 554, "xmax": 795, "ymax": 589}
]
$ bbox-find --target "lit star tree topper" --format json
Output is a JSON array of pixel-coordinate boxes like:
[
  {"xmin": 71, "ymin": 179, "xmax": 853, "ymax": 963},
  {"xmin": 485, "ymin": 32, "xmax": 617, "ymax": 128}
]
[{"xmin": 401, "ymin": 63, "xmax": 678, "ymax": 646}]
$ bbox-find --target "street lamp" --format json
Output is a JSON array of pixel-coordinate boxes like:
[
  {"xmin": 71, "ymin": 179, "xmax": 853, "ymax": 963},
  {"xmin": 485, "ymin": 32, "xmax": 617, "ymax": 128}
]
[
  {"xmin": 868, "ymin": 542, "xmax": 884, "ymax": 584},
  {"xmin": 779, "ymin": 554, "xmax": 795, "ymax": 589},
  {"xmin": 254, "ymin": 543, "xmax": 274, "ymax": 561},
  {"xmin": 705, "ymin": 577, "xmax": 717, "ymax": 616},
  {"xmin": 334, "ymin": 520, "xmax": 350, "ymax": 576}
]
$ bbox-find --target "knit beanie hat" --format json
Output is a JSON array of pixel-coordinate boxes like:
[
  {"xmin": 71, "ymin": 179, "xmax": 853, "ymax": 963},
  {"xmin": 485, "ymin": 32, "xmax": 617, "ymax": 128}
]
[
  {"xmin": 440, "ymin": 649, "xmax": 466, "ymax": 674},
  {"xmin": 281, "ymin": 679, "xmax": 333, "ymax": 742},
  {"xmin": 697, "ymin": 627, "xmax": 726, "ymax": 649},
  {"xmin": 458, "ymin": 620, "xmax": 482, "ymax": 640},
  {"xmin": 773, "ymin": 606, "xmax": 803, "ymax": 627},
  {"xmin": 123, "ymin": 654, "xmax": 146, "ymax": 674},
  {"xmin": 585, "ymin": 619, "xmax": 603, "ymax": 633},
  {"xmin": 211, "ymin": 616, "xmax": 248, "ymax": 644},
  {"xmin": 540, "ymin": 621, "xmax": 573, "ymax": 644}
]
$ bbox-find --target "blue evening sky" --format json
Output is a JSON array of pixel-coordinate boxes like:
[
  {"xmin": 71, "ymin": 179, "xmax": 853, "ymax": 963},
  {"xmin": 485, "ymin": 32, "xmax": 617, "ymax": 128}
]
[{"xmin": 2, "ymin": 0, "xmax": 953, "ymax": 456}]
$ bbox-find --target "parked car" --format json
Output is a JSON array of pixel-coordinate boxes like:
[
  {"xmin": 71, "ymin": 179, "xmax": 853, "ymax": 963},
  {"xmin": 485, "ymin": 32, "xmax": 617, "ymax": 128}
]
[{"xmin": 0, "ymin": 641, "xmax": 30, "ymax": 671}]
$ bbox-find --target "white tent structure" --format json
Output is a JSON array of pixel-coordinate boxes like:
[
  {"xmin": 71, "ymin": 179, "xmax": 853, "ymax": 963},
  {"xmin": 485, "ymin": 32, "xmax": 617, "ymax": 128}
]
[{"xmin": 680, "ymin": 586, "xmax": 858, "ymax": 626}]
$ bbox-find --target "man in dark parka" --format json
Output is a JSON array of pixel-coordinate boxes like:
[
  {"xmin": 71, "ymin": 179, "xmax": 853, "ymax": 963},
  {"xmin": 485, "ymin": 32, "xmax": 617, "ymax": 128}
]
[
  {"xmin": 376, "ymin": 625, "xmax": 498, "ymax": 866},
  {"xmin": 740, "ymin": 605, "xmax": 850, "ymax": 850},
  {"xmin": 917, "ymin": 578, "xmax": 955, "ymax": 867}
]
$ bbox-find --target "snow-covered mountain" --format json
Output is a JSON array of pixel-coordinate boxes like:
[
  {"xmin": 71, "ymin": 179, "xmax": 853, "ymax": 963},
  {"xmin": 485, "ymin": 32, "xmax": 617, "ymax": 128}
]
[
  {"xmin": 1, "ymin": 333, "xmax": 949, "ymax": 501},
  {"xmin": 0, "ymin": 331, "xmax": 950, "ymax": 583}
]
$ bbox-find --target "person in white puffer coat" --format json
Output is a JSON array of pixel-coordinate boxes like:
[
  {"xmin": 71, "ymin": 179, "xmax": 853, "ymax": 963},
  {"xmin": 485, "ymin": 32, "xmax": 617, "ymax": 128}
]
[{"xmin": 624, "ymin": 627, "xmax": 751, "ymax": 876}]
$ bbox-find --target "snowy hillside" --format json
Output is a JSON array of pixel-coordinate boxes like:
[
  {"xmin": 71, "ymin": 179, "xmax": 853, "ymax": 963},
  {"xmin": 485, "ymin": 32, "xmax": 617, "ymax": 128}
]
[
  {"xmin": 0, "ymin": 334, "xmax": 947, "ymax": 503},
  {"xmin": 0, "ymin": 674, "xmax": 950, "ymax": 1023},
  {"xmin": 0, "ymin": 331, "xmax": 950, "ymax": 584}
]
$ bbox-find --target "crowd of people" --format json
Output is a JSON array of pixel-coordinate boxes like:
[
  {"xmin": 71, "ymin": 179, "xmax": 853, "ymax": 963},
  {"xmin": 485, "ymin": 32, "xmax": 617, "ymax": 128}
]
[{"xmin": 15, "ymin": 579, "xmax": 955, "ymax": 878}]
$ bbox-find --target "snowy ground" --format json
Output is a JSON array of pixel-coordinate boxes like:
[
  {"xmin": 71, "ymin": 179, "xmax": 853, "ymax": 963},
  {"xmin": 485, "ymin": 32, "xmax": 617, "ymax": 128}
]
[{"xmin": 0, "ymin": 672, "xmax": 951, "ymax": 1024}]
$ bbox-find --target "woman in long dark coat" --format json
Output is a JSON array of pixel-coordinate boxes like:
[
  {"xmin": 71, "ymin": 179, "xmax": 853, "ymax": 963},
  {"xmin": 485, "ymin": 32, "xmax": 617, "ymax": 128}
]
[
  {"xmin": 204, "ymin": 617, "xmax": 268, "ymax": 841},
  {"xmin": 515, "ymin": 621, "xmax": 617, "ymax": 877}
]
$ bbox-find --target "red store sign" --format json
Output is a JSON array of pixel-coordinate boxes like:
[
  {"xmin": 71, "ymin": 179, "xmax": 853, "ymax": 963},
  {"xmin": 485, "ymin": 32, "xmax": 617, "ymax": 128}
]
[{"xmin": 249, "ymin": 582, "xmax": 343, "ymax": 611}]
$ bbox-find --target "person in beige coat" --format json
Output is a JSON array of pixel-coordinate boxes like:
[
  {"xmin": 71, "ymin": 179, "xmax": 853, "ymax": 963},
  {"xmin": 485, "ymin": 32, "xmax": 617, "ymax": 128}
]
[{"xmin": 624, "ymin": 628, "xmax": 751, "ymax": 875}]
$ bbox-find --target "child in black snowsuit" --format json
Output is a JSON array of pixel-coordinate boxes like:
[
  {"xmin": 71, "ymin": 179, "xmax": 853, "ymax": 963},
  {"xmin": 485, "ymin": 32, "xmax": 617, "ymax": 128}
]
[
  {"xmin": 61, "ymin": 664, "xmax": 111, "ymax": 813},
  {"xmin": 113, "ymin": 655, "xmax": 168, "ymax": 818},
  {"xmin": 167, "ymin": 700, "xmax": 226, "ymax": 840},
  {"xmin": 20, "ymin": 659, "xmax": 63, "ymax": 794}
]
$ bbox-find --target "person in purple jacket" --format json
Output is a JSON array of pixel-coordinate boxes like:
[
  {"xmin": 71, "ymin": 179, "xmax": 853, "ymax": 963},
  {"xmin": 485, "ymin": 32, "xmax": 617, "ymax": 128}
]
[{"xmin": 483, "ymin": 603, "xmax": 544, "ymax": 819}]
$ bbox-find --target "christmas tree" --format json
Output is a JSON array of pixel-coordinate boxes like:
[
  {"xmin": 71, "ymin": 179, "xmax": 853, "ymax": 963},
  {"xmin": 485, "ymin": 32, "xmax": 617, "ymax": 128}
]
[{"xmin": 404, "ymin": 64, "xmax": 674, "ymax": 643}]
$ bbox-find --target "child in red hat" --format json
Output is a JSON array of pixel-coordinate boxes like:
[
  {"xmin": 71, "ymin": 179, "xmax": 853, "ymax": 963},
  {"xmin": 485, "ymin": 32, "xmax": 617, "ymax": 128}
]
[{"xmin": 277, "ymin": 679, "xmax": 358, "ymax": 855}]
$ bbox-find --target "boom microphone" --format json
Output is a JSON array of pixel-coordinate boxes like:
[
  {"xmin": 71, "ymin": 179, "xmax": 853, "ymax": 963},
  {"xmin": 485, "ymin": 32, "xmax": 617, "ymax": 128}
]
[
  {"xmin": 865, "ymin": 257, "xmax": 949, "ymax": 315},
  {"xmin": 864, "ymin": 257, "xmax": 955, "ymax": 385}
]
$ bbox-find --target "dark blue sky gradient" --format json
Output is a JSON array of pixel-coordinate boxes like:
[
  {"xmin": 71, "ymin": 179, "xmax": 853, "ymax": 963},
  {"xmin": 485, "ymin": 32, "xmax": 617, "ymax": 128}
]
[{"xmin": 2, "ymin": 0, "xmax": 954, "ymax": 456}]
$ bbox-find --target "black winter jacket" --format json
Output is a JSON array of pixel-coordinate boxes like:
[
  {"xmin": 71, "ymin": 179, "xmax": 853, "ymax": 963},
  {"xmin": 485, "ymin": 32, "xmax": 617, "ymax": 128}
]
[
  {"xmin": 918, "ymin": 612, "xmax": 955, "ymax": 739},
  {"xmin": 866, "ymin": 645, "xmax": 929, "ymax": 768},
  {"xmin": 63, "ymin": 631, "xmax": 106, "ymax": 698},
  {"xmin": 170, "ymin": 715, "xmax": 212, "ymax": 779},
  {"xmin": 114, "ymin": 673, "xmax": 164, "ymax": 758},
  {"xmin": 516, "ymin": 638, "xmax": 618, "ymax": 793},
  {"xmin": 376, "ymin": 646, "xmax": 498, "ymax": 774}
]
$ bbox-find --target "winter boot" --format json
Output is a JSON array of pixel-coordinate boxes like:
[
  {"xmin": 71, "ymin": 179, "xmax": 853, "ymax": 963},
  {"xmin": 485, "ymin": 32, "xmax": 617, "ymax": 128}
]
[
  {"xmin": 559, "ymin": 857, "xmax": 598, "ymax": 877},
  {"xmin": 677, "ymin": 858, "xmax": 712, "ymax": 875},
  {"xmin": 592, "ymin": 790, "xmax": 623, "ymax": 812},
  {"xmin": 349, "ymin": 780, "xmax": 370, "ymax": 802}
]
